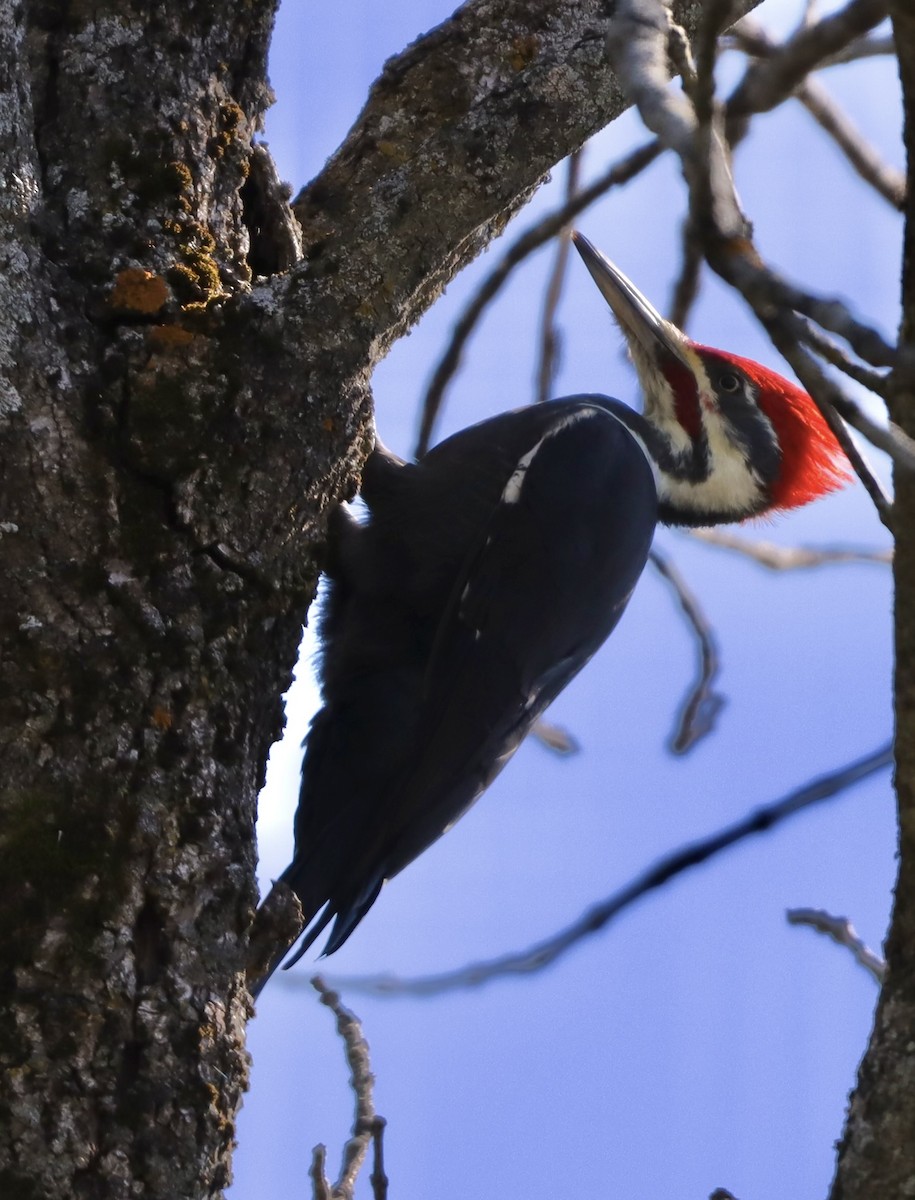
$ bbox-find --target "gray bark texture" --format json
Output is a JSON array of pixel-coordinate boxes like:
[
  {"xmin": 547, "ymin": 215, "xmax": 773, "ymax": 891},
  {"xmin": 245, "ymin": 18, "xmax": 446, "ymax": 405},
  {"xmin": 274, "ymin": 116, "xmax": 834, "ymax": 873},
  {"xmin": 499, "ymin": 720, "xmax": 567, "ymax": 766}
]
[
  {"xmin": 831, "ymin": 6, "xmax": 915, "ymax": 1199},
  {"xmin": 0, "ymin": 0, "xmax": 908, "ymax": 1198},
  {"xmin": 0, "ymin": 2, "xmax": 757, "ymax": 1196}
]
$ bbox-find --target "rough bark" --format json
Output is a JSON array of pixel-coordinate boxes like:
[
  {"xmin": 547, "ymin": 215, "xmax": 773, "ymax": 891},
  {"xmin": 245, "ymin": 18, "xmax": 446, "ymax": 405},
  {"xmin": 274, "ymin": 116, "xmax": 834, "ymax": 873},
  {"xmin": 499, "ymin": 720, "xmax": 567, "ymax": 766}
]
[
  {"xmin": 0, "ymin": 2, "xmax": 761, "ymax": 1198},
  {"xmin": 830, "ymin": 5, "xmax": 915, "ymax": 1199}
]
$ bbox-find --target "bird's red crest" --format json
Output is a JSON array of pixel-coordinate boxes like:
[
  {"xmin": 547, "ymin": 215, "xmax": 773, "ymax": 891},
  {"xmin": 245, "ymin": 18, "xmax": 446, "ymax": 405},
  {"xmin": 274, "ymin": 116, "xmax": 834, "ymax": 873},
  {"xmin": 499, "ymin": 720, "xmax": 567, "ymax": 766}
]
[{"xmin": 697, "ymin": 347, "xmax": 852, "ymax": 511}]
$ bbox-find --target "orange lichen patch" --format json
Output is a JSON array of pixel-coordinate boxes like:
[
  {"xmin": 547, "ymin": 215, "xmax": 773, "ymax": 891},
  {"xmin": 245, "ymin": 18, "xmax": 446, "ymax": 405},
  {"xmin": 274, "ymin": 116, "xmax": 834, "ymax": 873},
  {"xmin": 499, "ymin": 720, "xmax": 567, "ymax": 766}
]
[
  {"xmin": 509, "ymin": 34, "xmax": 539, "ymax": 70},
  {"xmin": 110, "ymin": 268, "xmax": 169, "ymax": 315},
  {"xmin": 148, "ymin": 324, "xmax": 196, "ymax": 351},
  {"xmin": 377, "ymin": 140, "xmax": 408, "ymax": 163},
  {"xmin": 150, "ymin": 706, "xmax": 174, "ymax": 731},
  {"xmin": 321, "ymin": 417, "xmax": 335, "ymax": 433}
]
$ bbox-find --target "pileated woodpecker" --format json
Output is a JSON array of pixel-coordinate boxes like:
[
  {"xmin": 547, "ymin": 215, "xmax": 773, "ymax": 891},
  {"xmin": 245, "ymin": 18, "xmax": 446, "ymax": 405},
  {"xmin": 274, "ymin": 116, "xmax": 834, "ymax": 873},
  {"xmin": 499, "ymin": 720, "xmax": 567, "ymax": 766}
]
[{"xmin": 250, "ymin": 233, "xmax": 849, "ymax": 996}]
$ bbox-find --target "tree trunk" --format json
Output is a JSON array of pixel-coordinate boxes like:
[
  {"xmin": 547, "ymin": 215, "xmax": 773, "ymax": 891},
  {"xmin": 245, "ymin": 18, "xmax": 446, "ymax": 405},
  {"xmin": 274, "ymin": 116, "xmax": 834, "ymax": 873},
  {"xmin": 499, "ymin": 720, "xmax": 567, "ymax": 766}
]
[
  {"xmin": 1, "ymin": 2, "xmax": 760, "ymax": 1196},
  {"xmin": 831, "ymin": 4, "xmax": 915, "ymax": 1197}
]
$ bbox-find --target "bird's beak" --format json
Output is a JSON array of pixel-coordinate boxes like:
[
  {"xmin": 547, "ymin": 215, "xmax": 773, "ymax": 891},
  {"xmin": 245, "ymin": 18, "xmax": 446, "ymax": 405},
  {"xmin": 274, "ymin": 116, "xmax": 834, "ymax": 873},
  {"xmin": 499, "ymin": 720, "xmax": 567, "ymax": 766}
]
[{"xmin": 571, "ymin": 232, "xmax": 694, "ymax": 396}]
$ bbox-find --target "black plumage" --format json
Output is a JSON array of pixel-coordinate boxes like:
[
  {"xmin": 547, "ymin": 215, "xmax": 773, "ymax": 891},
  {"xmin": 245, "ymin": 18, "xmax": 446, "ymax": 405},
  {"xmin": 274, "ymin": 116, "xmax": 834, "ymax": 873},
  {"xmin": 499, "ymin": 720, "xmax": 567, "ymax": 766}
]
[{"xmin": 280, "ymin": 399, "xmax": 657, "ymax": 966}]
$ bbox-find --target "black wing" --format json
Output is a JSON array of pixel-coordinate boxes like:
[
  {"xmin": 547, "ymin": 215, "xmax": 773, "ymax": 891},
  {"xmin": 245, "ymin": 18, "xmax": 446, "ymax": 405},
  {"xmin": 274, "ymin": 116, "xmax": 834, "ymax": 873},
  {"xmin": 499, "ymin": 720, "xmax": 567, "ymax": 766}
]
[{"xmin": 280, "ymin": 398, "xmax": 658, "ymax": 958}]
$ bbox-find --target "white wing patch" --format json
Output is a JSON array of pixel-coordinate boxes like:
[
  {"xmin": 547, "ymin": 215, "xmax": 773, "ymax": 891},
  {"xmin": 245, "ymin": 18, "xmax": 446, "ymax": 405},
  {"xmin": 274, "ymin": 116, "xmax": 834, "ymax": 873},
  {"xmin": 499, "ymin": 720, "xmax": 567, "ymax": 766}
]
[{"xmin": 500, "ymin": 409, "xmax": 597, "ymax": 506}]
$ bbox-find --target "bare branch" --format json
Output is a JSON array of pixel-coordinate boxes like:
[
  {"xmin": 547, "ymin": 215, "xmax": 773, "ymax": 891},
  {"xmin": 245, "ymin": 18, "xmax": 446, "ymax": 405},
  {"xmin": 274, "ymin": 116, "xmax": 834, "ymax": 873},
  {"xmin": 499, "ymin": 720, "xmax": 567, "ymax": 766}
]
[
  {"xmin": 369, "ymin": 1118, "xmax": 389, "ymax": 1200},
  {"xmin": 668, "ymin": 0, "xmax": 736, "ymax": 329},
  {"xmin": 798, "ymin": 76, "xmax": 905, "ymax": 209},
  {"xmin": 535, "ymin": 152, "xmax": 583, "ymax": 405},
  {"xmin": 273, "ymin": 0, "xmax": 770, "ymax": 369},
  {"xmin": 723, "ymin": 255, "xmax": 898, "ymax": 369},
  {"xmin": 669, "ymin": 220, "xmax": 706, "ymax": 332},
  {"xmin": 531, "ymin": 718, "xmax": 580, "ymax": 756},
  {"xmin": 796, "ymin": 318, "xmax": 893, "ymax": 398},
  {"xmin": 311, "ymin": 976, "xmax": 386, "ymax": 1200},
  {"xmin": 727, "ymin": 16, "xmax": 905, "ymax": 208},
  {"xmin": 821, "ymin": 31, "xmax": 896, "ymax": 65},
  {"xmin": 606, "ymin": 0, "xmax": 748, "ymax": 241},
  {"xmin": 318, "ymin": 742, "xmax": 892, "ymax": 997},
  {"xmin": 688, "ymin": 528, "xmax": 892, "ymax": 568},
  {"xmin": 416, "ymin": 0, "xmax": 899, "ymax": 465},
  {"xmin": 606, "ymin": 0, "xmax": 698, "ymax": 154},
  {"xmin": 787, "ymin": 907, "xmax": 886, "ymax": 982},
  {"xmin": 649, "ymin": 547, "xmax": 725, "ymax": 755},
  {"xmin": 414, "ymin": 139, "xmax": 662, "ymax": 456},
  {"xmin": 725, "ymin": 27, "xmax": 896, "ymax": 73},
  {"xmin": 727, "ymin": 0, "xmax": 890, "ymax": 124},
  {"xmin": 311, "ymin": 1145, "xmax": 332, "ymax": 1200}
]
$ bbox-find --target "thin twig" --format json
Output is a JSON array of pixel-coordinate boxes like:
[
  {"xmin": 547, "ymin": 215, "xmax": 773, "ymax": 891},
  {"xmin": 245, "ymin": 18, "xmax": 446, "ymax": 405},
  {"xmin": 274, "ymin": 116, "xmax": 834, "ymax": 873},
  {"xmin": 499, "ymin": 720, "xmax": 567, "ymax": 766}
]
[
  {"xmin": 531, "ymin": 717, "xmax": 579, "ymax": 756},
  {"xmin": 687, "ymin": 528, "xmax": 892, "ymax": 569},
  {"xmin": 728, "ymin": 25, "xmax": 896, "ymax": 70},
  {"xmin": 787, "ymin": 907, "xmax": 886, "ymax": 982},
  {"xmin": 727, "ymin": 0, "xmax": 890, "ymax": 125},
  {"xmin": 318, "ymin": 742, "xmax": 892, "ymax": 997},
  {"xmin": 672, "ymin": 0, "xmax": 734, "ymax": 328},
  {"xmin": 728, "ymin": 253, "xmax": 898, "ymax": 370},
  {"xmin": 798, "ymin": 76, "xmax": 906, "ymax": 209},
  {"xmin": 535, "ymin": 151, "xmax": 582, "ymax": 404},
  {"xmin": 311, "ymin": 976, "xmax": 386, "ymax": 1200},
  {"xmin": 649, "ymin": 547, "xmax": 725, "ymax": 755},
  {"xmin": 369, "ymin": 1117, "xmax": 389, "ymax": 1200},
  {"xmin": 796, "ymin": 318, "xmax": 893, "ymax": 398},
  {"xmin": 607, "ymin": 0, "xmax": 748, "ymax": 242},
  {"xmin": 414, "ymin": 140, "xmax": 662, "ymax": 456},
  {"xmin": 669, "ymin": 217, "xmax": 705, "ymax": 332},
  {"xmin": 311, "ymin": 1145, "xmax": 331, "ymax": 1200},
  {"xmin": 728, "ymin": 18, "xmax": 904, "ymax": 208},
  {"xmin": 819, "ymin": 32, "xmax": 896, "ymax": 66}
]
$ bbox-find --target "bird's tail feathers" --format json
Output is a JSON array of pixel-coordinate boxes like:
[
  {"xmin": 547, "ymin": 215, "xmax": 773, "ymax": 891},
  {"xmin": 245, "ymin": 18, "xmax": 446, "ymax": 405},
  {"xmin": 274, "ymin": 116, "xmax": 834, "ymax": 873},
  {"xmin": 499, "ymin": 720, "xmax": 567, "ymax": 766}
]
[
  {"xmin": 320, "ymin": 877, "xmax": 384, "ymax": 957},
  {"xmin": 280, "ymin": 902, "xmax": 336, "ymax": 972}
]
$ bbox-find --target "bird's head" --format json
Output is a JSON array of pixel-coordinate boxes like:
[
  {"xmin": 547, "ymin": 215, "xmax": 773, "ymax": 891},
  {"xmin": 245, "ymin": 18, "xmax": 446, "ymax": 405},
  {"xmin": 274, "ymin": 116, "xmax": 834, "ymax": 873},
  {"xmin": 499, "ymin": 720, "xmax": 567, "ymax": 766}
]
[{"xmin": 571, "ymin": 232, "xmax": 851, "ymax": 527}]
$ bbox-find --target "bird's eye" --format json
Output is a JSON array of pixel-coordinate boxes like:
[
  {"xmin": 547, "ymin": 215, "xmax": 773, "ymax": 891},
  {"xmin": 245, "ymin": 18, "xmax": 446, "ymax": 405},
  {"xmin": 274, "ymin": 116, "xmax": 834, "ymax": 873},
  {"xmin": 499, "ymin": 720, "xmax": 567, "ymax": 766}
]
[{"xmin": 718, "ymin": 372, "xmax": 742, "ymax": 393}]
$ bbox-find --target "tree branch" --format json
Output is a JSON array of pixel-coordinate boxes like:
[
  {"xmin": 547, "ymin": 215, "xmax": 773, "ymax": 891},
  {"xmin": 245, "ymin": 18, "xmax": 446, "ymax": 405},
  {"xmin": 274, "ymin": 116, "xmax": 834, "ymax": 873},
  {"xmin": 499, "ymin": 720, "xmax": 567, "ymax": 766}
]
[
  {"xmin": 727, "ymin": 0, "xmax": 890, "ymax": 123},
  {"xmin": 649, "ymin": 547, "xmax": 725, "ymax": 755},
  {"xmin": 535, "ymin": 153, "xmax": 583, "ymax": 405},
  {"xmin": 727, "ymin": 16, "xmax": 905, "ymax": 208},
  {"xmin": 282, "ymin": 1, "xmax": 761, "ymax": 363},
  {"xmin": 798, "ymin": 78, "xmax": 905, "ymax": 209},
  {"xmin": 414, "ymin": 139, "xmax": 662, "ymax": 455},
  {"xmin": 687, "ymin": 528, "xmax": 892, "ymax": 569},
  {"xmin": 313, "ymin": 742, "xmax": 892, "ymax": 997},
  {"xmin": 786, "ymin": 907, "xmax": 886, "ymax": 982},
  {"xmin": 310, "ymin": 976, "xmax": 386, "ymax": 1200}
]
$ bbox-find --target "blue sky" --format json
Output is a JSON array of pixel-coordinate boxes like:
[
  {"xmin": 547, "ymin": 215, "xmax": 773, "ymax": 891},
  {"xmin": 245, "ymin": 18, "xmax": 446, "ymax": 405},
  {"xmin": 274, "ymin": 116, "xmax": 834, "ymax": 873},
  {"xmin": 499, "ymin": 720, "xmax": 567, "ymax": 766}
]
[{"xmin": 232, "ymin": 3, "xmax": 899, "ymax": 1197}]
